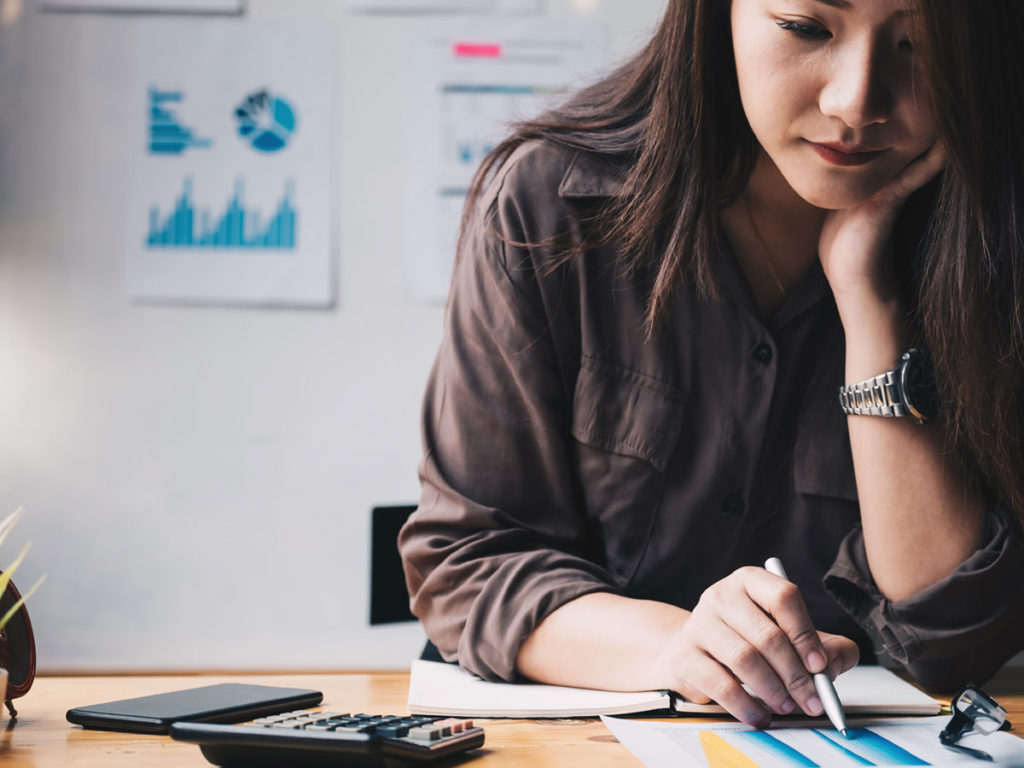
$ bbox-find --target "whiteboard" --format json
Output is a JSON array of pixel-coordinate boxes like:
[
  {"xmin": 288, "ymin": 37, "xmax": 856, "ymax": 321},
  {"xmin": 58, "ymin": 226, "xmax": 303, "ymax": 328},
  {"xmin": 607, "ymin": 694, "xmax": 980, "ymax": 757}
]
[{"xmin": 0, "ymin": 0, "xmax": 666, "ymax": 672}]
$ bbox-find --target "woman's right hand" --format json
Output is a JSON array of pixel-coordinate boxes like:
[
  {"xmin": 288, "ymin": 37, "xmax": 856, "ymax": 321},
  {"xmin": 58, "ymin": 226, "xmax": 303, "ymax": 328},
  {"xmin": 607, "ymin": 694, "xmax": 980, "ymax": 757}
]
[{"xmin": 659, "ymin": 566, "xmax": 860, "ymax": 727}]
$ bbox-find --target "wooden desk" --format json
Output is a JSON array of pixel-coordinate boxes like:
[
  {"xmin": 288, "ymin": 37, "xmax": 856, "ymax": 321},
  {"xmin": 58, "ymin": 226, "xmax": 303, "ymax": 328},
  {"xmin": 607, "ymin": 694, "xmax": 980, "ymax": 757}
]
[{"xmin": 3, "ymin": 669, "xmax": 1023, "ymax": 767}]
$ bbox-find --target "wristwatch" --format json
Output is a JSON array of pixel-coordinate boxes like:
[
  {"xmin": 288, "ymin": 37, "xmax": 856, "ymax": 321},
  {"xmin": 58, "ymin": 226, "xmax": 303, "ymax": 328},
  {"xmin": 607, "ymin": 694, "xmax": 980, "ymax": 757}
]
[{"xmin": 838, "ymin": 348, "xmax": 938, "ymax": 425}]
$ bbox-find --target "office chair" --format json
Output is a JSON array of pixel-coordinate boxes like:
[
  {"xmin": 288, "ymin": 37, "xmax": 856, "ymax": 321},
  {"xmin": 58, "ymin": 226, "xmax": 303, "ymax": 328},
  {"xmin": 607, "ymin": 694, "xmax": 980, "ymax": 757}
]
[{"xmin": 368, "ymin": 505, "xmax": 446, "ymax": 664}]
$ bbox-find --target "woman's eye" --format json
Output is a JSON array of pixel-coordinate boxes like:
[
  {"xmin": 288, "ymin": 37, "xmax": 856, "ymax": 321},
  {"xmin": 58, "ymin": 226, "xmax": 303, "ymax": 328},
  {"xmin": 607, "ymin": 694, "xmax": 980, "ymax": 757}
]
[
  {"xmin": 898, "ymin": 38, "xmax": 914, "ymax": 53},
  {"xmin": 775, "ymin": 19, "xmax": 831, "ymax": 40}
]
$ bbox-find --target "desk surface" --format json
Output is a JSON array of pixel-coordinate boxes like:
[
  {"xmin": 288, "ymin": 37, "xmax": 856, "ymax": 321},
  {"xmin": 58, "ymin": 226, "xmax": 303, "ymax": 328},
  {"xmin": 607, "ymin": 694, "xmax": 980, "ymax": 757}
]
[{"xmin": 4, "ymin": 669, "xmax": 1024, "ymax": 767}]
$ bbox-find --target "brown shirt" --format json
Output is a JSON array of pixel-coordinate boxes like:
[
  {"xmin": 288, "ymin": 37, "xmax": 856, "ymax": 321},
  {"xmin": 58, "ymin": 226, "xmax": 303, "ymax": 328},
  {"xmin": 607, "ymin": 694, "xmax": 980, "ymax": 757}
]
[{"xmin": 399, "ymin": 140, "xmax": 1024, "ymax": 692}]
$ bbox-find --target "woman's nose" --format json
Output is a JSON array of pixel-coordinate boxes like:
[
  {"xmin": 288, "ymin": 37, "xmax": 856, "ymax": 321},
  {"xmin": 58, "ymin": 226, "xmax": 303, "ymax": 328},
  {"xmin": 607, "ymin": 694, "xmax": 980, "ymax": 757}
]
[{"xmin": 818, "ymin": 41, "xmax": 894, "ymax": 129}]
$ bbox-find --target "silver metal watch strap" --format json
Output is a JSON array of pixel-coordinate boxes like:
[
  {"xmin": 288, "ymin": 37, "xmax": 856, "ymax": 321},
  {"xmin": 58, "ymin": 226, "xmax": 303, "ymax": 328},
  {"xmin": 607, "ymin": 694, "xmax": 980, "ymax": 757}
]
[{"xmin": 838, "ymin": 370, "xmax": 907, "ymax": 418}]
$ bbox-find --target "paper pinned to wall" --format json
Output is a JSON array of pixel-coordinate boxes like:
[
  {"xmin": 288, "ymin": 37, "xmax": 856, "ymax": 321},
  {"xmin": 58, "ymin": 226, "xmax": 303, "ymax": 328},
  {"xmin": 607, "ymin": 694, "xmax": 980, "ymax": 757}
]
[
  {"xmin": 347, "ymin": 0, "xmax": 541, "ymax": 14},
  {"xmin": 404, "ymin": 19, "xmax": 606, "ymax": 303},
  {"xmin": 126, "ymin": 21, "xmax": 334, "ymax": 308},
  {"xmin": 39, "ymin": 0, "xmax": 243, "ymax": 14}
]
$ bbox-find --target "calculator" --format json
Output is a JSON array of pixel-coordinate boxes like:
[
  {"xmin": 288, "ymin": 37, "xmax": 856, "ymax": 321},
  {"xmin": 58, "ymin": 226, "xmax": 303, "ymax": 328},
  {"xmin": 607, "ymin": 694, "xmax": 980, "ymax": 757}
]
[{"xmin": 170, "ymin": 709, "xmax": 485, "ymax": 767}]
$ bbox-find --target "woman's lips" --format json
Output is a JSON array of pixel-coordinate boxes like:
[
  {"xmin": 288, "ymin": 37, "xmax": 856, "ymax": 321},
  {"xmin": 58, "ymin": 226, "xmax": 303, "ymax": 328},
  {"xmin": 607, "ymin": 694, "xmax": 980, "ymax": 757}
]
[{"xmin": 810, "ymin": 142, "xmax": 889, "ymax": 167}]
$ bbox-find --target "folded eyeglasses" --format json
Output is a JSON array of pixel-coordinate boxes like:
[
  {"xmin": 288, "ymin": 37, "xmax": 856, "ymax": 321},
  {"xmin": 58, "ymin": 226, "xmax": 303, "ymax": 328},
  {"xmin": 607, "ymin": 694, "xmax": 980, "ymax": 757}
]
[{"xmin": 939, "ymin": 684, "xmax": 1011, "ymax": 762}]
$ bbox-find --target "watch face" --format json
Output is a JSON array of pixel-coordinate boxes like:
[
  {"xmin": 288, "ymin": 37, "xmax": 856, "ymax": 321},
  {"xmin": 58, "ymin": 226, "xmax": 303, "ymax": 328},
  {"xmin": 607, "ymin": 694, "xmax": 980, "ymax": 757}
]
[{"xmin": 901, "ymin": 348, "xmax": 939, "ymax": 422}]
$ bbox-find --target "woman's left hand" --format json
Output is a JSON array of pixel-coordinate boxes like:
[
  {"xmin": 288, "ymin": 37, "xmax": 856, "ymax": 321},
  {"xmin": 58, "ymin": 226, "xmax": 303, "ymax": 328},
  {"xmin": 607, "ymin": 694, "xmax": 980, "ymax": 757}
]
[{"xmin": 818, "ymin": 142, "xmax": 947, "ymax": 305}]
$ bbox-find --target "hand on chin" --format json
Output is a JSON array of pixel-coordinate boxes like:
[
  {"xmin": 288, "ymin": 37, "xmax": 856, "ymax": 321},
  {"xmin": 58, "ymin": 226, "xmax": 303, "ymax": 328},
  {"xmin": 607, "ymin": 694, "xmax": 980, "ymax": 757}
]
[{"xmin": 818, "ymin": 141, "xmax": 947, "ymax": 304}]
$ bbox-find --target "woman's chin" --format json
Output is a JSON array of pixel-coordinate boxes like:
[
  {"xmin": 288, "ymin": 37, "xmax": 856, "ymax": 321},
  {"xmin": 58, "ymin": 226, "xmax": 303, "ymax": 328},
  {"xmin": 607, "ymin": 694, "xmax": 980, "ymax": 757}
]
[{"xmin": 787, "ymin": 181, "xmax": 883, "ymax": 211}]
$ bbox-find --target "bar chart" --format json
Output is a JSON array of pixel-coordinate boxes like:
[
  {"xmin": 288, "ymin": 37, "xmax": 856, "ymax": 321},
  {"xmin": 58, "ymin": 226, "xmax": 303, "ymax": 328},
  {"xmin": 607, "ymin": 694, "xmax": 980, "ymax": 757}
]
[
  {"xmin": 688, "ymin": 726, "xmax": 946, "ymax": 768},
  {"xmin": 145, "ymin": 179, "xmax": 298, "ymax": 250},
  {"xmin": 604, "ymin": 714, "xmax": 1024, "ymax": 768},
  {"xmin": 148, "ymin": 88, "xmax": 212, "ymax": 156}
]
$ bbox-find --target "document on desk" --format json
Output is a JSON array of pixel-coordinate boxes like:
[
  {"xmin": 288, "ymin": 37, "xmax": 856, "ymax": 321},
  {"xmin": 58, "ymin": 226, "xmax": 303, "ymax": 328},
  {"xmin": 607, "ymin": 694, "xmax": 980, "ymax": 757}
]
[
  {"xmin": 407, "ymin": 661, "xmax": 941, "ymax": 718},
  {"xmin": 601, "ymin": 715, "xmax": 1024, "ymax": 767}
]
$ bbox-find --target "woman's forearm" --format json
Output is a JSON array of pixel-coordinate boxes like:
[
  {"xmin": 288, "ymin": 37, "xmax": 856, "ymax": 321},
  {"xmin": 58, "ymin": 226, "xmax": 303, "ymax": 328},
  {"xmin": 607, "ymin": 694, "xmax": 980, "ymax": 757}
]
[
  {"xmin": 515, "ymin": 592, "xmax": 690, "ymax": 691},
  {"xmin": 516, "ymin": 573, "xmax": 860, "ymax": 727},
  {"xmin": 839, "ymin": 294, "xmax": 986, "ymax": 601},
  {"xmin": 815, "ymin": 140, "xmax": 983, "ymax": 603}
]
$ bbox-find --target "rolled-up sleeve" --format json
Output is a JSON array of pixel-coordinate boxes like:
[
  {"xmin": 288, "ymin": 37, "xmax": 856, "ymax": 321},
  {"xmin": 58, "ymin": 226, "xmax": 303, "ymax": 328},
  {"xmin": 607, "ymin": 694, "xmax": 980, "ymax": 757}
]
[
  {"xmin": 398, "ymin": 150, "xmax": 618, "ymax": 682},
  {"xmin": 824, "ymin": 505, "xmax": 1024, "ymax": 692}
]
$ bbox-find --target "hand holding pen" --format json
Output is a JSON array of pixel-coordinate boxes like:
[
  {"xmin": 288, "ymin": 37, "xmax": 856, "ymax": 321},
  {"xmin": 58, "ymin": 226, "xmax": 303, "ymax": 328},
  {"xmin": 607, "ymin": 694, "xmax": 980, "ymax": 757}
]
[
  {"xmin": 765, "ymin": 557, "xmax": 849, "ymax": 736},
  {"xmin": 658, "ymin": 562, "xmax": 859, "ymax": 729}
]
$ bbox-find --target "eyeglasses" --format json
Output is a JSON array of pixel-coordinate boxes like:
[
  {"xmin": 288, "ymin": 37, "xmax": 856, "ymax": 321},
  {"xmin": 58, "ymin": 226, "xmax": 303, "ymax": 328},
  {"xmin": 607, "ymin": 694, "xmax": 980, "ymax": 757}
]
[{"xmin": 939, "ymin": 684, "xmax": 1011, "ymax": 762}]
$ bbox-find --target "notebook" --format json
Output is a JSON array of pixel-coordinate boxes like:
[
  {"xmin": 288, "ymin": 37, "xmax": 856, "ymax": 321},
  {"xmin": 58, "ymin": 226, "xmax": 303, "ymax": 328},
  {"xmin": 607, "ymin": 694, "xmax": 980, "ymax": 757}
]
[{"xmin": 407, "ymin": 660, "xmax": 942, "ymax": 718}]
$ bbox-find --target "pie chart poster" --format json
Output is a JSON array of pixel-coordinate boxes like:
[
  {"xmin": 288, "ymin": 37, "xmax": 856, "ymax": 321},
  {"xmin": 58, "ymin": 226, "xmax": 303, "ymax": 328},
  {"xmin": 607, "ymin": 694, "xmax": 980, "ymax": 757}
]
[{"xmin": 127, "ymin": 22, "xmax": 333, "ymax": 307}]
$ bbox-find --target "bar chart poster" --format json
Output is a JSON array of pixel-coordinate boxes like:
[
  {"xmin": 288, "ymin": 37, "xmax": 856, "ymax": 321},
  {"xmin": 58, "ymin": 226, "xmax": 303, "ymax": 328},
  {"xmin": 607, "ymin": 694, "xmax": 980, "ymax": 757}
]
[
  {"xmin": 347, "ymin": 0, "xmax": 540, "ymax": 12},
  {"xmin": 405, "ymin": 20, "xmax": 606, "ymax": 302},
  {"xmin": 601, "ymin": 715, "xmax": 1024, "ymax": 768},
  {"xmin": 40, "ymin": 0, "xmax": 243, "ymax": 13},
  {"xmin": 127, "ymin": 21, "xmax": 333, "ymax": 307}
]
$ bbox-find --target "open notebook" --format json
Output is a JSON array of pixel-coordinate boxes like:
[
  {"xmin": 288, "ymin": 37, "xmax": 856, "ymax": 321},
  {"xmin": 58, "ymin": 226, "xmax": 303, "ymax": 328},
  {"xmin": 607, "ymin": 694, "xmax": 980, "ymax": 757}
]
[{"xmin": 407, "ymin": 660, "xmax": 942, "ymax": 718}]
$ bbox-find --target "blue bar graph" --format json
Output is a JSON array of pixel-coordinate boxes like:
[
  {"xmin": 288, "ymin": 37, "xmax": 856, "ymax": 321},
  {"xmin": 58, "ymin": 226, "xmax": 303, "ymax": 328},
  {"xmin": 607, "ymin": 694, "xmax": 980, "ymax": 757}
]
[
  {"xmin": 817, "ymin": 729, "xmax": 929, "ymax": 766},
  {"xmin": 811, "ymin": 731, "xmax": 875, "ymax": 765},
  {"xmin": 148, "ymin": 88, "xmax": 212, "ymax": 155},
  {"xmin": 710, "ymin": 728, "xmax": 932, "ymax": 768},
  {"xmin": 734, "ymin": 732, "xmax": 821, "ymax": 767},
  {"xmin": 146, "ymin": 179, "xmax": 298, "ymax": 251}
]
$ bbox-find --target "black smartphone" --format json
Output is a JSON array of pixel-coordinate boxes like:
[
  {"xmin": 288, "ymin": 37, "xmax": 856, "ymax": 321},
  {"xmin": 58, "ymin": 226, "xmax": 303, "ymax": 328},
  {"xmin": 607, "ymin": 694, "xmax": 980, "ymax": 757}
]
[{"xmin": 66, "ymin": 682, "xmax": 323, "ymax": 734}]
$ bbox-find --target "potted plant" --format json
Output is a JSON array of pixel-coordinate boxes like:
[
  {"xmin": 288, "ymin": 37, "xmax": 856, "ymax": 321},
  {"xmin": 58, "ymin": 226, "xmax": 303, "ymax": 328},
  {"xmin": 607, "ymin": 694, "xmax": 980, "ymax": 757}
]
[{"xmin": 0, "ymin": 508, "xmax": 43, "ymax": 713}]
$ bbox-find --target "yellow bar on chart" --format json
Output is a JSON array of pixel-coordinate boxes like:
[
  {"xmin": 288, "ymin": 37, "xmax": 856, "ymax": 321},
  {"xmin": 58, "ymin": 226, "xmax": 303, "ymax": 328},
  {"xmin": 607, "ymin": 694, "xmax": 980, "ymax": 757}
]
[{"xmin": 699, "ymin": 730, "xmax": 762, "ymax": 768}]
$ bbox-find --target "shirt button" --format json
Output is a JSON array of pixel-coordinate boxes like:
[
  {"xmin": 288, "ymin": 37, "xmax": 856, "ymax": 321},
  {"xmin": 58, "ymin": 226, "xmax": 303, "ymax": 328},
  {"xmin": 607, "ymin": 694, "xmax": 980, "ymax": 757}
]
[
  {"xmin": 752, "ymin": 343, "xmax": 773, "ymax": 365},
  {"xmin": 722, "ymin": 494, "xmax": 745, "ymax": 517}
]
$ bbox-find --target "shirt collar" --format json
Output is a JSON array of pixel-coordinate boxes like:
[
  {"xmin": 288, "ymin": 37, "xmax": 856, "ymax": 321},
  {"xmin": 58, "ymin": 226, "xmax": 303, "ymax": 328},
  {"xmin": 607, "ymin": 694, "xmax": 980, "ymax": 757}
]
[
  {"xmin": 714, "ymin": 231, "xmax": 832, "ymax": 330},
  {"xmin": 557, "ymin": 151, "xmax": 627, "ymax": 199},
  {"xmin": 559, "ymin": 151, "xmax": 831, "ymax": 326}
]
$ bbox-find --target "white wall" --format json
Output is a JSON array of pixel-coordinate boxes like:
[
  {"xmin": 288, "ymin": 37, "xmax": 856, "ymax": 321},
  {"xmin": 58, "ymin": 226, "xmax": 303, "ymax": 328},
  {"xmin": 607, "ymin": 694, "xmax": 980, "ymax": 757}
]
[{"xmin": 0, "ymin": 0, "xmax": 666, "ymax": 672}]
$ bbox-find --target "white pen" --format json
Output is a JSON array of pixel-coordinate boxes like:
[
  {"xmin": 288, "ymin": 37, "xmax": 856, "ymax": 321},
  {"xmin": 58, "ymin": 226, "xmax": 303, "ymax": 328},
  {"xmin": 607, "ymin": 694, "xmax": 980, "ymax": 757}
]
[{"xmin": 764, "ymin": 557, "xmax": 848, "ymax": 738}]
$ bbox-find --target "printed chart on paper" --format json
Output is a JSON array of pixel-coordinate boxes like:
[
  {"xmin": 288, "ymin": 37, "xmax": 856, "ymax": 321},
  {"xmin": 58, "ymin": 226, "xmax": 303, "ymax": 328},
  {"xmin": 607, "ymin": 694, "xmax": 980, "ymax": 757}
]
[
  {"xmin": 601, "ymin": 716, "xmax": 1024, "ymax": 768},
  {"xmin": 405, "ymin": 19, "xmax": 606, "ymax": 302}
]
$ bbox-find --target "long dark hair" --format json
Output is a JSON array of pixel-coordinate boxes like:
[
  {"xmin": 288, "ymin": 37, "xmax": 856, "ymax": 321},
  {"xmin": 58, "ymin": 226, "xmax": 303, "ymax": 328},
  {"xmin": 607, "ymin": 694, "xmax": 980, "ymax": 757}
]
[{"xmin": 459, "ymin": 0, "xmax": 1024, "ymax": 518}]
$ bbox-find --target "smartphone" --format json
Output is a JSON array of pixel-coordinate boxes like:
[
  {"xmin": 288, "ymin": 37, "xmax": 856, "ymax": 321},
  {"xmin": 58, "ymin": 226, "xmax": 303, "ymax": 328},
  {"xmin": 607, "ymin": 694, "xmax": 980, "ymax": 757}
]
[{"xmin": 66, "ymin": 682, "xmax": 323, "ymax": 734}]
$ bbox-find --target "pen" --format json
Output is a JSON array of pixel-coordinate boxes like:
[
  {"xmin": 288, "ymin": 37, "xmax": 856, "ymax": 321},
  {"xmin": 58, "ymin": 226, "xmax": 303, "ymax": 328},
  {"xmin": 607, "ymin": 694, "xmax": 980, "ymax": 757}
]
[{"xmin": 764, "ymin": 557, "xmax": 848, "ymax": 737}]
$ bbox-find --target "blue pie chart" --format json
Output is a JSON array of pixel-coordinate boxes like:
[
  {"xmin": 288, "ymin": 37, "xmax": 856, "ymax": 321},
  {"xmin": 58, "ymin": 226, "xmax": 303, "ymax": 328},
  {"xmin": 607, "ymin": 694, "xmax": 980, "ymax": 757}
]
[{"xmin": 235, "ymin": 90, "xmax": 296, "ymax": 153}]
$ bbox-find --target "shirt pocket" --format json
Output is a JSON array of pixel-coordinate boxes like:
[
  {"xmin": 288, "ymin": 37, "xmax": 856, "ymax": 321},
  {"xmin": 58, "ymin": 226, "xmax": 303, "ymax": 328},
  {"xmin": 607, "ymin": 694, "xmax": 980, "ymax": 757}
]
[
  {"xmin": 570, "ymin": 356, "xmax": 685, "ymax": 584},
  {"xmin": 793, "ymin": 404, "xmax": 858, "ymax": 502}
]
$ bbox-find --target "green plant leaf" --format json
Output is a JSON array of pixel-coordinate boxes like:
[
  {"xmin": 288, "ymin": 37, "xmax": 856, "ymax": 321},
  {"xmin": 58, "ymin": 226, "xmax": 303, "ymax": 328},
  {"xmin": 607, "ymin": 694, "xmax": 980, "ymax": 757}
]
[
  {"xmin": 0, "ymin": 541, "xmax": 30, "ymax": 599},
  {"xmin": 0, "ymin": 507, "xmax": 24, "ymax": 552},
  {"xmin": 0, "ymin": 574, "xmax": 44, "ymax": 633}
]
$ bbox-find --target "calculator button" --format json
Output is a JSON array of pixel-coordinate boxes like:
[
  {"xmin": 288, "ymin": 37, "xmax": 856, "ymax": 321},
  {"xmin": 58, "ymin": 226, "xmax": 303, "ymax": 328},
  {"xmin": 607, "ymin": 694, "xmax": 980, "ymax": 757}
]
[
  {"xmin": 336, "ymin": 723, "xmax": 377, "ymax": 734},
  {"xmin": 408, "ymin": 727, "xmax": 442, "ymax": 741},
  {"xmin": 375, "ymin": 724, "xmax": 410, "ymax": 738},
  {"xmin": 432, "ymin": 718, "xmax": 466, "ymax": 734},
  {"xmin": 169, "ymin": 709, "xmax": 486, "ymax": 766}
]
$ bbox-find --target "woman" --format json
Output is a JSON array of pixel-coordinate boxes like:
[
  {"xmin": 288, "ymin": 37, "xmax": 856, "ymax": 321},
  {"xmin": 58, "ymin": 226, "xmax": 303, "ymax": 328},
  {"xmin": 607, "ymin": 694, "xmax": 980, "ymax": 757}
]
[{"xmin": 399, "ymin": 0, "xmax": 1024, "ymax": 728}]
